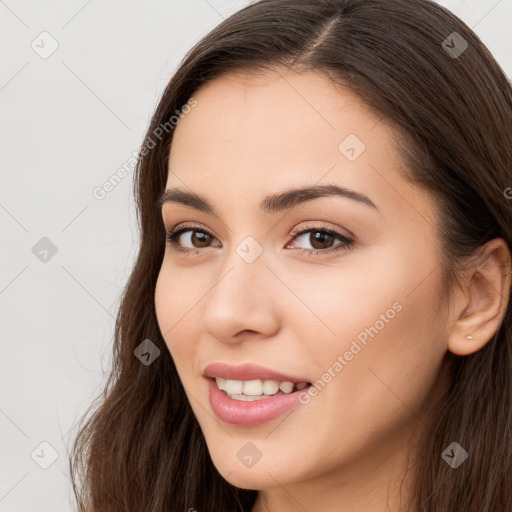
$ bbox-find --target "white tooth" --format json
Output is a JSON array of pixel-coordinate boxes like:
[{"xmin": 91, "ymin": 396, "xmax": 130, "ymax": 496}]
[
  {"xmin": 262, "ymin": 380, "xmax": 280, "ymax": 395},
  {"xmin": 215, "ymin": 377, "xmax": 227, "ymax": 391},
  {"xmin": 243, "ymin": 379, "xmax": 263, "ymax": 396},
  {"xmin": 228, "ymin": 393, "xmax": 270, "ymax": 401},
  {"xmin": 224, "ymin": 379, "xmax": 243, "ymax": 395},
  {"xmin": 295, "ymin": 382, "xmax": 307, "ymax": 390},
  {"xmin": 279, "ymin": 381, "xmax": 294, "ymax": 393}
]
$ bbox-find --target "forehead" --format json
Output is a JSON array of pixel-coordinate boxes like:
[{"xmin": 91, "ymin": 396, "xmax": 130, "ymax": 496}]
[
  {"xmin": 165, "ymin": 67, "xmax": 435, "ymax": 229},
  {"xmin": 169, "ymin": 69, "xmax": 388, "ymax": 176},
  {"xmin": 170, "ymin": 68, "xmax": 383, "ymax": 159}
]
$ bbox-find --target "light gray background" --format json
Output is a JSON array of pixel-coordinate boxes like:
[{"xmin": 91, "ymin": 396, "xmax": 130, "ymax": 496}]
[{"xmin": 1, "ymin": 1, "xmax": 511, "ymax": 511}]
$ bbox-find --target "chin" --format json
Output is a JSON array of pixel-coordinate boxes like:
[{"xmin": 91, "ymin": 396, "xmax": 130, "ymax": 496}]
[{"xmin": 216, "ymin": 464, "xmax": 281, "ymax": 490}]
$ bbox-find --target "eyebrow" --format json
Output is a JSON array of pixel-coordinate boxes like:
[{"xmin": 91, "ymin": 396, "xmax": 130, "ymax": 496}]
[{"xmin": 158, "ymin": 184, "xmax": 378, "ymax": 214}]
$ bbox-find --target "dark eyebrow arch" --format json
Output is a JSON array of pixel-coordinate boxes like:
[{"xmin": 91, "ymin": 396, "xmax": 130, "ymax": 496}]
[{"xmin": 158, "ymin": 184, "xmax": 378, "ymax": 214}]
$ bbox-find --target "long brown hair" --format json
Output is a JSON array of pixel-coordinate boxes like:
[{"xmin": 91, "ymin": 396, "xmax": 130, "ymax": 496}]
[{"xmin": 70, "ymin": 1, "xmax": 512, "ymax": 510}]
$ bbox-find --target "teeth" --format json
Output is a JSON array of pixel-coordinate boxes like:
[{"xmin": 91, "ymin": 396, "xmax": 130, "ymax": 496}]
[
  {"xmin": 216, "ymin": 377, "xmax": 227, "ymax": 391},
  {"xmin": 214, "ymin": 377, "xmax": 308, "ymax": 398},
  {"xmin": 262, "ymin": 380, "xmax": 279, "ymax": 395},
  {"xmin": 225, "ymin": 379, "xmax": 243, "ymax": 395},
  {"xmin": 279, "ymin": 381, "xmax": 294, "ymax": 393},
  {"xmin": 225, "ymin": 393, "xmax": 269, "ymax": 401},
  {"xmin": 243, "ymin": 379, "xmax": 263, "ymax": 396}
]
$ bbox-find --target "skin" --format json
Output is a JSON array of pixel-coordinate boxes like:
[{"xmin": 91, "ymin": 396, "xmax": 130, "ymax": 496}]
[{"xmin": 154, "ymin": 67, "xmax": 511, "ymax": 512}]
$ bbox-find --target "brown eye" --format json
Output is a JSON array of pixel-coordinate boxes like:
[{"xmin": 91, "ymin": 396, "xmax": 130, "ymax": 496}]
[
  {"xmin": 308, "ymin": 230, "xmax": 337, "ymax": 250},
  {"xmin": 189, "ymin": 230, "xmax": 213, "ymax": 247},
  {"xmin": 165, "ymin": 226, "xmax": 221, "ymax": 254},
  {"xmin": 290, "ymin": 227, "xmax": 353, "ymax": 255},
  {"xmin": 166, "ymin": 224, "xmax": 353, "ymax": 257}
]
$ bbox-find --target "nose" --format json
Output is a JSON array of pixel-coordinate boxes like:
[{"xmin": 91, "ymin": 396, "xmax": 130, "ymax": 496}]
[{"xmin": 200, "ymin": 247, "xmax": 281, "ymax": 344}]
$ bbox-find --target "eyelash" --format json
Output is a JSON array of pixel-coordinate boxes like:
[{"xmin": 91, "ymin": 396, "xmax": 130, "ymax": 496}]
[{"xmin": 165, "ymin": 222, "xmax": 354, "ymax": 257}]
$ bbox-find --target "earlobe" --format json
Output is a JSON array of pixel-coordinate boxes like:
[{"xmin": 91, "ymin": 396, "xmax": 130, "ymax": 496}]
[{"xmin": 447, "ymin": 238, "xmax": 511, "ymax": 356}]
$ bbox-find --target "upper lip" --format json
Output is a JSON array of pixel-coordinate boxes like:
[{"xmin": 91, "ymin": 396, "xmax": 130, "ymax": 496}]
[{"xmin": 203, "ymin": 362, "xmax": 310, "ymax": 383}]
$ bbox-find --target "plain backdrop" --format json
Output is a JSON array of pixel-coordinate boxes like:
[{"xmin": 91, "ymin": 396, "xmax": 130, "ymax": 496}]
[{"xmin": 1, "ymin": 1, "xmax": 511, "ymax": 510}]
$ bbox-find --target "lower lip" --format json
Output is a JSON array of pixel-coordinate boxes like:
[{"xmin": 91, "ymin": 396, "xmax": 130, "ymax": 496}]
[{"xmin": 207, "ymin": 378, "xmax": 309, "ymax": 426}]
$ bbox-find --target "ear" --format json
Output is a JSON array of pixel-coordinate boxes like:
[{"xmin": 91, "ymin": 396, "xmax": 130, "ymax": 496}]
[{"xmin": 447, "ymin": 238, "xmax": 512, "ymax": 356}]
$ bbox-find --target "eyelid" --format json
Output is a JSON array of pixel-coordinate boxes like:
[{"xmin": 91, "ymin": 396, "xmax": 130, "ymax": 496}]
[
  {"xmin": 288, "ymin": 221, "xmax": 353, "ymax": 240},
  {"xmin": 165, "ymin": 222, "xmax": 220, "ymax": 253},
  {"xmin": 167, "ymin": 221, "xmax": 214, "ymax": 236},
  {"xmin": 165, "ymin": 220, "xmax": 354, "ymax": 255},
  {"xmin": 166, "ymin": 220, "xmax": 352, "ymax": 240}
]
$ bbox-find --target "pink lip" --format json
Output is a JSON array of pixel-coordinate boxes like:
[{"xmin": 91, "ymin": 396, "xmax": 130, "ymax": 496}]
[
  {"xmin": 203, "ymin": 362, "xmax": 309, "ymax": 383},
  {"xmin": 203, "ymin": 363, "xmax": 311, "ymax": 426},
  {"xmin": 206, "ymin": 378, "xmax": 309, "ymax": 426}
]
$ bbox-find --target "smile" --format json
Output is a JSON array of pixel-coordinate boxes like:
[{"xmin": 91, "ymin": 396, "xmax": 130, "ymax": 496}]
[
  {"xmin": 215, "ymin": 377, "xmax": 308, "ymax": 400},
  {"xmin": 203, "ymin": 363, "xmax": 312, "ymax": 426}
]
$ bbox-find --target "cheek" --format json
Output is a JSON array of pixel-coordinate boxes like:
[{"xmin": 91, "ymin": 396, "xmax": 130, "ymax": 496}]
[
  {"xmin": 155, "ymin": 259, "xmax": 207, "ymax": 332},
  {"xmin": 154, "ymin": 265, "xmax": 200, "ymax": 373},
  {"xmin": 318, "ymin": 290, "xmax": 445, "ymax": 443},
  {"xmin": 289, "ymin": 245, "xmax": 446, "ymax": 427}
]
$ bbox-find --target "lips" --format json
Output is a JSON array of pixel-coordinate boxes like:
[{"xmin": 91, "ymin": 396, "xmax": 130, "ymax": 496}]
[
  {"xmin": 203, "ymin": 362, "xmax": 310, "ymax": 383},
  {"xmin": 203, "ymin": 362, "xmax": 312, "ymax": 426}
]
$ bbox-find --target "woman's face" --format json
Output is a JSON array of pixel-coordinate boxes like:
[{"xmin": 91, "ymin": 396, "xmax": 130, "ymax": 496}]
[{"xmin": 155, "ymin": 68, "xmax": 452, "ymax": 498}]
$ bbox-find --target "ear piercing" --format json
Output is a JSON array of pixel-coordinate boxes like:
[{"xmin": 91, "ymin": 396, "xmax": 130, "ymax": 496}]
[{"xmin": 466, "ymin": 335, "xmax": 473, "ymax": 340}]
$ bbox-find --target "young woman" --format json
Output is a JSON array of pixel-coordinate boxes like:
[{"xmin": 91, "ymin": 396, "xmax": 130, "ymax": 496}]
[{"xmin": 70, "ymin": 1, "xmax": 512, "ymax": 510}]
